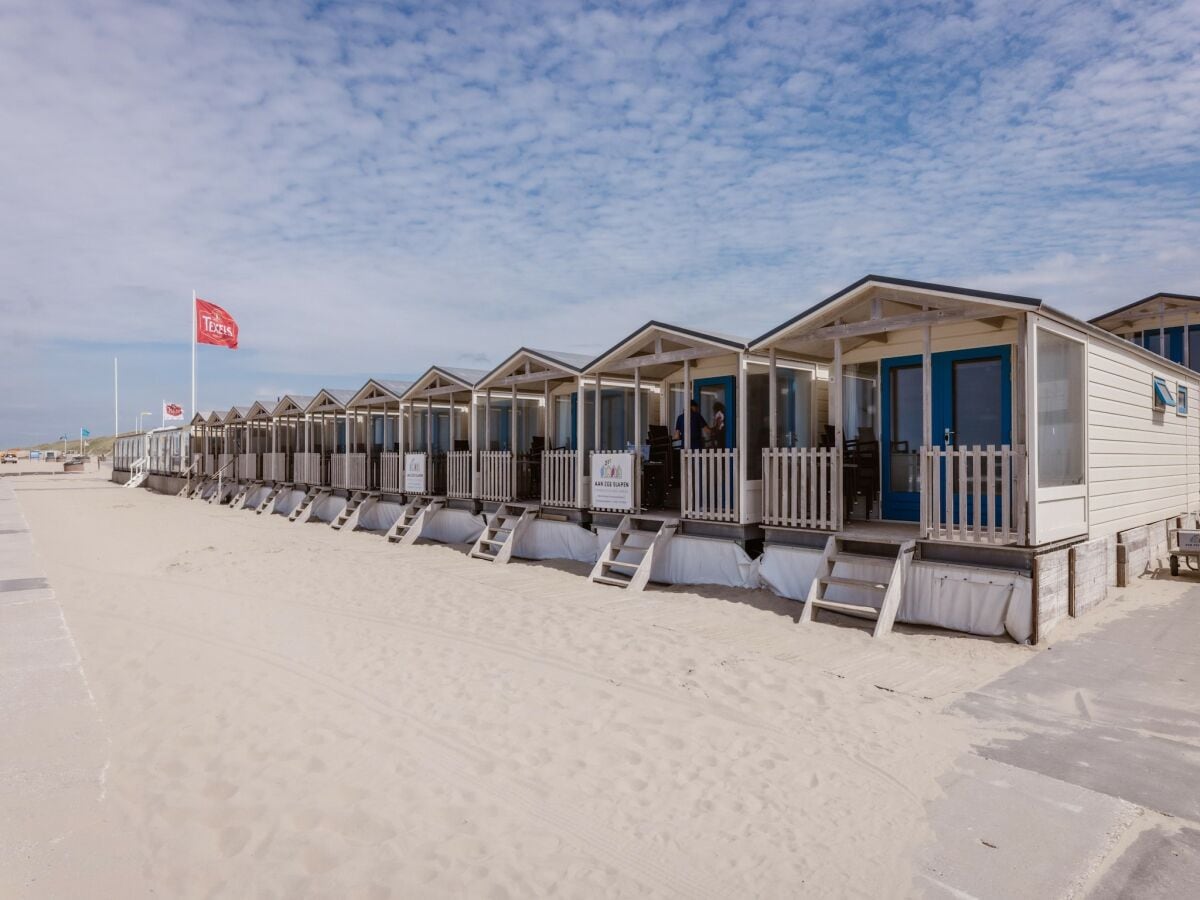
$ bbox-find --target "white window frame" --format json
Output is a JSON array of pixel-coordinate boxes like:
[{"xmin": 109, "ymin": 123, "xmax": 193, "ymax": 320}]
[{"xmin": 1028, "ymin": 315, "xmax": 1089, "ymax": 544}]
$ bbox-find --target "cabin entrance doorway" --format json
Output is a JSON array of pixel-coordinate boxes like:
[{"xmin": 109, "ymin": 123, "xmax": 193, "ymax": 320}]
[
  {"xmin": 692, "ymin": 376, "xmax": 735, "ymax": 449},
  {"xmin": 880, "ymin": 345, "xmax": 1011, "ymax": 522}
]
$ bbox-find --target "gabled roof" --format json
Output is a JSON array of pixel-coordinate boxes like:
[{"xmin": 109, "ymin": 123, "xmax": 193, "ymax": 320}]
[
  {"xmin": 303, "ymin": 389, "xmax": 355, "ymax": 414},
  {"xmin": 586, "ymin": 321, "xmax": 747, "ymax": 374},
  {"xmin": 205, "ymin": 411, "xmax": 225, "ymax": 425},
  {"xmin": 223, "ymin": 406, "xmax": 251, "ymax": 424},
  {"xmin": 1089, "ymin": 292, "xmax": 1200, "ymax": 328},
  {"xmin": 475, "ymin": 347, "xmax": 592, "ymax": 390},
  {"xmin": 399, "ymin": 366, "xmax": 488, "ymax": 401},
  {"xmin": 348, "ymin": 378, "xmax": 414, "ymax": 407},
  {"xmin": 750, "ymin": 275, "xmax": 1042, "ymax": 350},
  {"xmin": 245, "ymin": 401, "xmax": 273, "ymax": 420},
  {"xmin": 189, "ymin": 411, "xmax": 212, "ymax": 425},
  {"xmin": 271, "ymin": 394, "xmax": 315, "ymax": 416}
]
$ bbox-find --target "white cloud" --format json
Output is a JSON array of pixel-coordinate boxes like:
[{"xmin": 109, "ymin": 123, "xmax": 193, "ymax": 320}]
[{"xmin": 1, "ymin": 0, "xmax": 1199, "ymax": 441}]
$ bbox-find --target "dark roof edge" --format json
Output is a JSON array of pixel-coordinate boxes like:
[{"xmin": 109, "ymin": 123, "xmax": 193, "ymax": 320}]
[
  {"xmin": 750, "ymin": 274, "xmax": 1043, "ymax": 348},
  {"xmin": 1088, "ymin": 292, "xmax": 1200, "ymax": 325},
  {"xmin": 585, "ymin": 320, "xmax": 746, "ymax": 371}
]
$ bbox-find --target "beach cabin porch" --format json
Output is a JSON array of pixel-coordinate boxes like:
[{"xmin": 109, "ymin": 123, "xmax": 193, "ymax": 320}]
[
  {"xmin": 580, "ymin": 322, "xmax": 786, "ymax": 590},
  {"xmin": 583, "ymin": 322, "xmax": 768, "ymax": 532},
  {"xmin": 386, "ymin": 368, "xmax": 487, "ymax": 546},
  {"xmin": 343, "ymin": 379, "xmax": 411, "ymax": 496},
  {"xmin": 187, "ymin": 412, "xmax": 214, "ymax": 477},
  {"xmin": 472, "ymin": 348, "xmax": 594, "ymax": 515},
  {"xmin": 219, "ymin": 407, "xmax": 251, "ymax": 481},
  {"xmin": 397, "ymin": 368, "xmax": 483, "ymax": 503},
  {"xmin": 466, "ymin": 348, "xmax": 599, "ymax": 564},
  {"xmin": 750, "ymin": 277, "xmax": 1040, "ymax": 552},
  {"xmin": 266, "ymin": 394, "xmax": 314, "ymax": 485},
  {"xmin": 747, "ymin": 276, "xmax": 1099, "ymax": 641}
]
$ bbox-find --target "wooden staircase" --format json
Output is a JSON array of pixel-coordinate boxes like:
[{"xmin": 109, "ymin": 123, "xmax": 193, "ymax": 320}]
[
  {"xmin": 256, "ymin": 483, "xmax": 288, "ymax": 515},
  {"xmin": 332, "ymin": 490, "xmax": 377, "ymax": 532},
  {"xmin": 469, "ymin": 504, "xmax": 538, "ymax": 564},
  {"xmin": 386, "ymin": 497, "xmax": 444, "ymax": 546},
  {"xmin": 229, "ymin": 481, "xmax": 259, "ymax": 510},
  {"xmin": 288, "ymin": 486, "xmax": 330, "ymax": 523},
  {"xmin": 188, "ymin": 476, "xmax": 213, "ymax": 500},
  {"xmin": 799, "ymin": 537, "xmax": 915, "ymax": 638},
  {"xmin": 589, "ymin": 515, "xmax": 677, "ymax": 591},
  {"xmin": 124, "ymin": 457, "xmax": 150, "ymax": 489},
  {"xmin": 206, "ymin": 481, "xmax": 236, "ymax": 505}
]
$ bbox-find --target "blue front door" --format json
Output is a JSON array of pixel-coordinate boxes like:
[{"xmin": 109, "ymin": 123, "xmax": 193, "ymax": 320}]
[
  {"xmin": 881, "ymin": 345, "xmax": 1011, "ymax": 521},
  {"xmin": 692, "ymin": 376, "xmax": 735, "ymax": 448}
]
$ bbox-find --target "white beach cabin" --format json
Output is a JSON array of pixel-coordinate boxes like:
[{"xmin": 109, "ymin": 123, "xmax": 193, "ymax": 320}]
[
  {"xmin": 582, "ymin": 321, "xmax": 809, "ymax": 591},
  {"xmin": 467, "ymin": 347, "xmax": 597, "ymax": 564},
  {"xmin": 390, "ymin": 367, "xmax": 488, "ymax": 546},
  {"xmin": 749, "ymin": 275, "xmax": 1200, "ymax": 642},
  {"xmin": 331, "ymin": 379, "xmax": 413, "ymax": 533},
  {"xmin": 288, "ymin": 389, "xmax": 356, "ymax": 524}
]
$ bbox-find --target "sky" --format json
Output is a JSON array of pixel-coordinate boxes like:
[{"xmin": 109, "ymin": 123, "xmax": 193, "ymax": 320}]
[{"xmin": 1, "ymin": 0, "xmax": 1198, "ymax": 445}]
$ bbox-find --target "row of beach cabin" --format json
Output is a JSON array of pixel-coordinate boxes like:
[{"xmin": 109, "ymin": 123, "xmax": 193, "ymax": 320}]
[{"xmin": 114, "ymin": 276, "xmax": 1200, "ymax": 644}]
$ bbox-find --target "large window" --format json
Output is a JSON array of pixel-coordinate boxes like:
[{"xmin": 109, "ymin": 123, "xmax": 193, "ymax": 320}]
[
  {"xmin": 771, "ymin": 367, "xmax": 814, "ymax": 448},
  {"xmin": 1036, "ymin": 329, "xmax": 1086, "ymax": 487}
]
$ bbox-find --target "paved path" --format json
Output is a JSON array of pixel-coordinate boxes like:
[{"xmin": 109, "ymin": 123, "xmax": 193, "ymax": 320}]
[
  {"xmin": 918, "ymin": 581, "xmax": 1200, "ymax": 897},
  {"xmin": 0, "ymin": 479, "xmax": 131, "ymax": 895}
]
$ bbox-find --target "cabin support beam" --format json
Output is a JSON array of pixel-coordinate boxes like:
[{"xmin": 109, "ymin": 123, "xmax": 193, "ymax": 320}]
[
  {"xmin": 831, "ymin": 338, "xmax": 843, "ymax": 526},
  {"xmin": 683, "ymin": 359, "xmax": 691, "ymax": 450},
  {"xmin": 768, "ymin": 347, "xmax": 778, "ymax": 449},
  {"xmin": 813, "ymin": 307, "xmax": 1006, "ymax": 341},
  {"xmin": 576, "ymin": 377, "xmax": 586, "ymax": 508},
  {"xmin": 605, "ymin": 345, "xmax": 728, "ymax": 373}
]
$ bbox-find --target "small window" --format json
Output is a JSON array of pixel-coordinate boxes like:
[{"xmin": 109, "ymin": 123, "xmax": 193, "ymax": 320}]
[
  {"xmin": 1178, "ymin": 385, "xmax": 1189, "ymax": 416},
  {"xmin": 1153, "ymin": 376, "xmax": 1176, "ymax": 409}
]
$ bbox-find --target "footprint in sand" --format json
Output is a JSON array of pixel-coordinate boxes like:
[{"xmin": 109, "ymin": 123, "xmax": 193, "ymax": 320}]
[
  {"xmin": 204, "ymin": 779, "xmax": 239, "ymax": 800},
  {"xmin": 218, "ymin": 825, "xmax": 252, "ymax": 857}
]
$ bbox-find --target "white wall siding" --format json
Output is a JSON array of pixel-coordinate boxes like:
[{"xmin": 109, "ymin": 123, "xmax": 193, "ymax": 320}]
[{"xmin": 1087, "ymin": 339, "xmax": 1200, "ymax": 538}]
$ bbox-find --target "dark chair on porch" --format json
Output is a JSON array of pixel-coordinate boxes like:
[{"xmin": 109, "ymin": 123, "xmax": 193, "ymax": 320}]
[{"xmin": 843, "ymin": 438, "xmax": 879, "ymax": 522}]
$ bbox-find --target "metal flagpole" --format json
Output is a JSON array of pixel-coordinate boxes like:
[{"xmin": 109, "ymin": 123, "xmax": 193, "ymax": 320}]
[
  {"xmin": 191, "ymin": 290, "xmax": 197, "ymax": 465},
  {"xmin": 114, "ymin": 358, "xmax": 119, "ymax": 440}
]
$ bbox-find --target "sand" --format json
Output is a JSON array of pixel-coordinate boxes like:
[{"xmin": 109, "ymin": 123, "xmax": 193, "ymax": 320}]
[{"xmin": 1, "ymin": 471, "xmax": 1092, "ymax": 897}]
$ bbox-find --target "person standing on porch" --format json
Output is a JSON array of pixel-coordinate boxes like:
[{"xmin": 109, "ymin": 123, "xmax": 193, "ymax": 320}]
[
  {"xmin": 707, "ymin": 402, "xmax": 726, "ymax": 448},
  {"xmin": 674, "ymin": 400, "xmax": 707, "ymax": 448}
]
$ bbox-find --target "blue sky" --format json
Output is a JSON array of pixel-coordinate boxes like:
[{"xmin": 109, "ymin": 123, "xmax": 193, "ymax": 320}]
[{"xmin": 2, "ymin": 0, "xmax": 1198, "ymax": 445}]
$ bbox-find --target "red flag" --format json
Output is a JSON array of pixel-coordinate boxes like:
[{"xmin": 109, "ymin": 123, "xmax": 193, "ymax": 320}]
[{"xmin": 195, "ymin": 298, "xmax": 238, "ymax": 349}]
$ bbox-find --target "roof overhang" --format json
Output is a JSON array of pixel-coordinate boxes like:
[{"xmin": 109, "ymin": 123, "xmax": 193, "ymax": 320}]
[
  {"xmin": 245, "ymin": 401, "xmax": 273, "ymax": 421},
  {"xmin": 348, "ymin": 378, "xmax": 411, "ymax": 408},
  {"xmin": 1089, "ymin": 292, "xmax": 1200, "ymax": 330},
  {"xmin": 222, "ymin": 406, "xmax": 249, "ymax": 425},
  {"xmin": 400, "ymin": 366, "xmax": 481, "ymax": 402},
  {"xmin": 749, "ymin": 275, "xmax": 1042, "ymax": 356},
  {"xmin": 476, "ymin": 348, "xmax": 585, "ymax": 391},
  {"xmin": 304, "ymin": 389, "xmax": 351, "ymax": 414},
  {"xmin": 585, "ymin": 321, "xmax": 746, "ymax": 379},
  {"xmin": 271, "ymin": 394, "xmax": 314, "ymax": 417}
]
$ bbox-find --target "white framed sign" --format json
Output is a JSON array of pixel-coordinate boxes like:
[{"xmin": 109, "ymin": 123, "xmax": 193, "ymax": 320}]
[
  {"xmin": 404, "ymin": 452, "xmax": 427, "ymax": 493},
  {"xmin": 591, "ymin": 452, "xmax": 635, "ymax": 510}
]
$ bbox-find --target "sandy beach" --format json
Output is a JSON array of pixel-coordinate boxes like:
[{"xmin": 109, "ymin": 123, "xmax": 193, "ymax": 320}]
[{"xmin": 4, "ymin": 471, "xmax": 1198, "ymax": 898}]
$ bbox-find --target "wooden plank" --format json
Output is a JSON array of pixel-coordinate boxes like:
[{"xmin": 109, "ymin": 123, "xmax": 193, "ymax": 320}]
[
  {"xmin": 604, "ymin": 345, "xmax": 728, "ymax": 372},
  {"xmin": 812, "ymin": 307, "xmax": 1002, "ymax": 341}
]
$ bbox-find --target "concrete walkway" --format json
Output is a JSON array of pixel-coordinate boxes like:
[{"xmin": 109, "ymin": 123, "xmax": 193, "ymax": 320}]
[
  {"xmin": 0, "ymin": 479, "xmax": 131, "ymax": 895},
  {"xmin": 918, "ymin": 580, "xmax": 1200, "ymax": 897}
]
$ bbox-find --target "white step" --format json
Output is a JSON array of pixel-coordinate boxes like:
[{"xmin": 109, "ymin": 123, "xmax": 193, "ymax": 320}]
[
  {"xmin": 588, "ymin": 516, "xmax": 677, "ymax": 591},
  {"xmin": 800, "ymin": 537, "xmax": 915, "ymax": 638}
]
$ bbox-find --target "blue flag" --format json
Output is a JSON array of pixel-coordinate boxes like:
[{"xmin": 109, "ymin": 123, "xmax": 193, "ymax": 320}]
[{"xmin": 81, "ymin": 428, "xmax": 90, "ymax": 437}]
